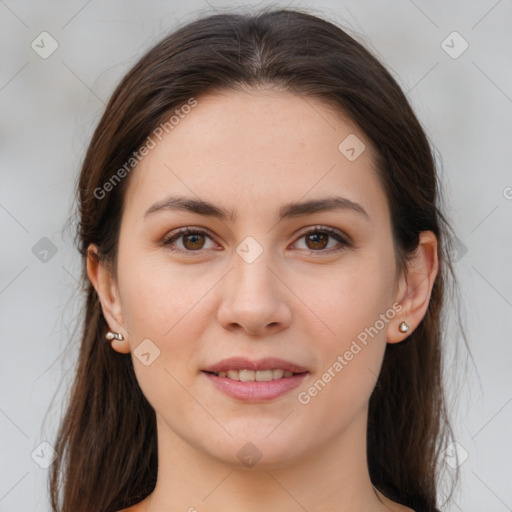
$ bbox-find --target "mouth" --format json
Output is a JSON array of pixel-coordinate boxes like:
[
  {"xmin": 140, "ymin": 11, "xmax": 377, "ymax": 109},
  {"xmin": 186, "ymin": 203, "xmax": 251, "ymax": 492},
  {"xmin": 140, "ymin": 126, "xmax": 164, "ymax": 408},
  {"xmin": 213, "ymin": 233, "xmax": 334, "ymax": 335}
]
[
  {"xmin": 203, "ymin": 370, "xmax": 309, "ymax": 402},
  {"xmin": 203, "ymin": 368, "xmax": 306, "ymax": 381},
  {"xmin": 201, "ymin": 358, "xmax": 309, "ymax": 401}
]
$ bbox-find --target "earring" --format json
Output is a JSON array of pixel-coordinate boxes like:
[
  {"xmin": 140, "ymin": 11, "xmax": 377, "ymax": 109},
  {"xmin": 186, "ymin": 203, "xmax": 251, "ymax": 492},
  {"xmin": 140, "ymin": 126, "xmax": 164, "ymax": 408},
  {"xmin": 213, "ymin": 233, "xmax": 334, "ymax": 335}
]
[
  {"xmin": 398, "ymin": 321, "xmax": 410, "ymax": 333},
  {"xmin": 106, "ymin": 331, "xmax": 124, "ymax": 341}
]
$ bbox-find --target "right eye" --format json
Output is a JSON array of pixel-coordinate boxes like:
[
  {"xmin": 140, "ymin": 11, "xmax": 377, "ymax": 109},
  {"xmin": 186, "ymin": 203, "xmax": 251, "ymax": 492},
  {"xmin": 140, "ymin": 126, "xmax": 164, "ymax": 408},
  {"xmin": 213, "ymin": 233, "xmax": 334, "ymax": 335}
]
[{"xmin": 162, "ymin": 227, "xmax": 217, "ymax": 254}]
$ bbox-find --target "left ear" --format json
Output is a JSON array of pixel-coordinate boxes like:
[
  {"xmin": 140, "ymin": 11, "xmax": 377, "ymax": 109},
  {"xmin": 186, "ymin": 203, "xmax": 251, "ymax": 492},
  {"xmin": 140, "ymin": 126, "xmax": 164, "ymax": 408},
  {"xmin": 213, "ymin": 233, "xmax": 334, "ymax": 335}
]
[{"xmin": 387, "ymin": 231, "xmax": 439, "ymax": 344}]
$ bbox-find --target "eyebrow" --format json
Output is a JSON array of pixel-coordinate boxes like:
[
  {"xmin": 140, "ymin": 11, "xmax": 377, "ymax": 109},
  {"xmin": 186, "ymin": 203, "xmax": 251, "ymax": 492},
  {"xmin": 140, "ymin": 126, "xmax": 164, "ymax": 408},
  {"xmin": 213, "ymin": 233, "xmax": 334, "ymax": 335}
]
[{"xmin": 143, "ymin": 195, "xmax": 369, "ymax": 222}]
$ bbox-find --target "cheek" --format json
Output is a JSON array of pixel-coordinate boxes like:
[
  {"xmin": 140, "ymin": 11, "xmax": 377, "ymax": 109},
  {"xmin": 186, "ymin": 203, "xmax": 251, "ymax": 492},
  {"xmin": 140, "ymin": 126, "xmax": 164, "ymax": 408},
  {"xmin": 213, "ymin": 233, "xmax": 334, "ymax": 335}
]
[
  {"xmin": 296, "ymin": 251, "xmax": 396, "ymax": 404},
  {"xmin": 118, "ymin": 253, "xmax": 204, "ymax": 338},
  {"xmin": 117, "ymin": 256, "xmax": 212, "ymax": 420},
  {"xmin": 301, "ymin": 253, "xmax": 396, "ymax": 347},
  {"xmin": 116, "ymin": 257, "xmax": 215, "ymax": 403},
  {"xmin": 297, "ymin": 278, "xmax": 393, "ymax": 425}
]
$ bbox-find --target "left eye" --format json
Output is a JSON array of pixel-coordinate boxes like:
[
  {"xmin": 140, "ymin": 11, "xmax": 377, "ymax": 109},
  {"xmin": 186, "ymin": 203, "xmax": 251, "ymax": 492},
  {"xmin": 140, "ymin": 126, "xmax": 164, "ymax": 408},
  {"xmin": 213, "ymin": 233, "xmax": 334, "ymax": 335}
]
[
  {"xmin": 162, "ymin": 226, "xmax": 350, "ymax": 254},
  {"xmin": 163, "ymin": 227, "xmax": 217, "ymax": 252},
  {"xmin": 293, "ymin": 227, "xmax": 350, "ymax": 253}
]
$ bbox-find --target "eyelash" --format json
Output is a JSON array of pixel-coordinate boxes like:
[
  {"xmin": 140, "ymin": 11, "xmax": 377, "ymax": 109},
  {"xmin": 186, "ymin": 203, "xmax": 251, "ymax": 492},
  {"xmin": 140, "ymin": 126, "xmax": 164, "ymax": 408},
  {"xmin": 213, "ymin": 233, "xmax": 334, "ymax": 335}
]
[{"xmin": 162, "ymin": 225, "xmax": 351, "ymax": 256}]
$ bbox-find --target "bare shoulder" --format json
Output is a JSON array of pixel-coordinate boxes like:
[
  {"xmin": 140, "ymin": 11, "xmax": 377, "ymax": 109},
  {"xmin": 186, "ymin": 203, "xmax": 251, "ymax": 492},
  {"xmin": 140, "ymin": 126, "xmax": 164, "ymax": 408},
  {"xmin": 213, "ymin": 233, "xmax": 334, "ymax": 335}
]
[
  {"xmin": 117, "ymin": 505, "xmax": 142, "ymax": 512},
  {"xmin": 386, "ymin": 503, "xmax": 415, "ymax": 512},
  {"xmin": 116, "ymin": 493, "xmax": 153, "ymax": 512},
  {"xmin": 389, "ymin": 504, "xmax": 415, "ymax": 512},
  {"xmin": 117, "ymin": 500, "xmax": 415, "ymax": 512},
  {"xmin": 374, "ymin": 488, "xmax": 416, "ymax": 512}
]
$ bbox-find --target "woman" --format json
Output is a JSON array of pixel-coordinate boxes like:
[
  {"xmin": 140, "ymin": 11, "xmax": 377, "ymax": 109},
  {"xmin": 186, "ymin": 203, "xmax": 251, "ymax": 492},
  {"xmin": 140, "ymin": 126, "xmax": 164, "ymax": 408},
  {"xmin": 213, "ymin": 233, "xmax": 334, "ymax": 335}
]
[{"xmin": 49, "ymin": 8, "xmax": 460, "ymax": 512}]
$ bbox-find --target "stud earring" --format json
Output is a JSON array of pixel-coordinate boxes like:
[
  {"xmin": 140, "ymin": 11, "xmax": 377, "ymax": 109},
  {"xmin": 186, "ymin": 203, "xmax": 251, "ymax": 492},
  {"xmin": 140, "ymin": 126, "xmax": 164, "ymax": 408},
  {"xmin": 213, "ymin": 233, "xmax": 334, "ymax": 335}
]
[
  {"xmin": 398, "ymin": 321, "xmax": 410, "ymax": 333},
  {"xmin": 106, "ymin": 331, "xmax": 124, "ymax": 341}
]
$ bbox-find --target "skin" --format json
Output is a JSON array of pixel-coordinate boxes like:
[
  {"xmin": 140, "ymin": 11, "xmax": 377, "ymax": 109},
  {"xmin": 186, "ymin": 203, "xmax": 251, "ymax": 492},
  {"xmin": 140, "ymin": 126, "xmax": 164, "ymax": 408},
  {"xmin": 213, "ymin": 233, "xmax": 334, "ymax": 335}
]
[{"xmin": 88, "ymin": 88, "xmax": 438, "ymax": 512}]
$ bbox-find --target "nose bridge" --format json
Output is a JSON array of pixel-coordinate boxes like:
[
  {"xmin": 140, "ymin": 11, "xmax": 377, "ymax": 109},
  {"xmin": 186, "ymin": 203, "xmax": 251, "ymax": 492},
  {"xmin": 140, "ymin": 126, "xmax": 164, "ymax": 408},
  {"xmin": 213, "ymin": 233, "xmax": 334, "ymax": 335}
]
[
  {"xmin": 230, "ymin": 242, "xmax": 278, "ymax": 304},
  {"xmin": 217, "ymin": 241, "xmax": 291, "ymax": 334},
  {"xmin": 230, "ymin": 229, "xmax": 276, "ymax": 290}
]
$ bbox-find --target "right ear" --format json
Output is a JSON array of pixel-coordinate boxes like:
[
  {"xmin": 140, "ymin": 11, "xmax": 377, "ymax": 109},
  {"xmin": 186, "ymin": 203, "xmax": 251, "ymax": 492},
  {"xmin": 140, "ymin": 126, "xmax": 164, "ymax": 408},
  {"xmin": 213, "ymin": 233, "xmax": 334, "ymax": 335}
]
[{"xmin": 86, "ymin": 244, "xmax": 131, "ymax": 354}]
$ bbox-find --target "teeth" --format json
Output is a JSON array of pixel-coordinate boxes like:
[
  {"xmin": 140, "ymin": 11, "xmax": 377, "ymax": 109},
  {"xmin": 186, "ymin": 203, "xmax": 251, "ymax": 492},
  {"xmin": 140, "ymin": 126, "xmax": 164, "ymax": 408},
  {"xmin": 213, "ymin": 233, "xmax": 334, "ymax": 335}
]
[
  {"xmin": 272, "ymin": 369, "xmax": 284, "ymax": 379},
  {"xmin": 214, "ymin": 369, "xmax": 299, "ymax": 381},
  {"xmin": 227, "ymin": 370, "xmax": 239, "ymax": 381},
  {"xmin": 239, "ymin": 369, "xmax": 255, "ymax": 382}
]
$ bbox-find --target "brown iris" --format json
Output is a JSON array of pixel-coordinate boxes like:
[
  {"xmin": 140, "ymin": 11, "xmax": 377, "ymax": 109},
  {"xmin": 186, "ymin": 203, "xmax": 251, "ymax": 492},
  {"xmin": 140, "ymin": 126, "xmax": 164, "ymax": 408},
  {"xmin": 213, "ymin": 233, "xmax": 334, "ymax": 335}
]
[
  {"xmin": 182, "ymin": 233, "xmax": 205, "ymax": 250},
  {"xmin": 305, "ymin": 232, "xmax": 329, "ymax": 250}
]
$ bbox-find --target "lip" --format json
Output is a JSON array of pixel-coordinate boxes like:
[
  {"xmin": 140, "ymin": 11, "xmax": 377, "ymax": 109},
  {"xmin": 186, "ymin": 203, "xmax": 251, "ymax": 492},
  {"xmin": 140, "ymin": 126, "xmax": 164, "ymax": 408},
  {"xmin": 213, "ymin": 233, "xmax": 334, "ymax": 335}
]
[
  {"xmin": 202, "ymin": 357, "xmax": 308, "ymax": 374},
  {"xmin": 203, "ymin": 371, "xmax": 308, "ymax": 402}
]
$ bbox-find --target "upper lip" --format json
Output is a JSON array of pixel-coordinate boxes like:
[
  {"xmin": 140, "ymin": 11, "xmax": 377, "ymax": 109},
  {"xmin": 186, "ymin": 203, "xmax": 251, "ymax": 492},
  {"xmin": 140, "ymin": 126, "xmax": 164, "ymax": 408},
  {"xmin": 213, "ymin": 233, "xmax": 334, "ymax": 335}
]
[{"xmin": 203, "ymin": 357, "xmax": 308, "ymax": 373}]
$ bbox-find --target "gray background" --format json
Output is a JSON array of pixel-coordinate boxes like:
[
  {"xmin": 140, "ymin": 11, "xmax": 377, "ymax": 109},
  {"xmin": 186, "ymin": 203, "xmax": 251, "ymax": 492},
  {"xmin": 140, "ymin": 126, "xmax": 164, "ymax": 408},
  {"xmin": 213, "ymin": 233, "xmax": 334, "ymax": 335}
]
[{"xmin": 1, "ymin": 1, "xmax": 511, "ymax": 511}]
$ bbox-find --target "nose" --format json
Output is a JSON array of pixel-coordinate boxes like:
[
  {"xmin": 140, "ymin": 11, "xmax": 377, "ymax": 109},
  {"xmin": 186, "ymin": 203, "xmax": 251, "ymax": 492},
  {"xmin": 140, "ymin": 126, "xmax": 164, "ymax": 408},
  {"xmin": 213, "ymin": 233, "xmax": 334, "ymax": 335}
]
[{"xmin": 216, "ymin": 253, "xmax": 292, "ymax": 337}]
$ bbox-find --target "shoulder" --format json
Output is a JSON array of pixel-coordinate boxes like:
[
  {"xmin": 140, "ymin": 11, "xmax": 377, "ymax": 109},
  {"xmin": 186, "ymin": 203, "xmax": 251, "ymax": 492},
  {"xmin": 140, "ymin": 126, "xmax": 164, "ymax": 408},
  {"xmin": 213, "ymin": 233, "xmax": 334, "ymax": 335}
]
[
  {"xmin": 374, "ymin": 487, "xmax": 440, "ymax": 512},
  {"xmin": 117, "ymin": 499, "xmax": 150, "ymax": 512},
  {"xmin": 116, "ymin": 494, "xmax": 151, "ymax": 511},
  {"xmin": 374, "ymin": 488, "xmax": 415, "ymax": 512}
]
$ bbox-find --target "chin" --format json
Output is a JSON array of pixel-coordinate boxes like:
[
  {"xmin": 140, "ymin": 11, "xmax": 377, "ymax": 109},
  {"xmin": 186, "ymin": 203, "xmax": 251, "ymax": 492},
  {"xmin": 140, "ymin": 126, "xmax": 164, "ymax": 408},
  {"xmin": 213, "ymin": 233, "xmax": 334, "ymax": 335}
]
[{"xmin": 205, "ymin": 426, "xmax": 307, "ymax": 470}]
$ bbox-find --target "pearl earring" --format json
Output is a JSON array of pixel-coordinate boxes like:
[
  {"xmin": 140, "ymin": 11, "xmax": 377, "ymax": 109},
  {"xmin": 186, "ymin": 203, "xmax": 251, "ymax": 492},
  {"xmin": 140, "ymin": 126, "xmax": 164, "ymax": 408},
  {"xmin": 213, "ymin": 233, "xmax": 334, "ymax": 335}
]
[
  {"xmin": 106, "ymin": 331, "xmax": 124, "ymax": 341},
  {"xmin": 398, "ymin": 321, "xmax": 410, "ymax": 333}
]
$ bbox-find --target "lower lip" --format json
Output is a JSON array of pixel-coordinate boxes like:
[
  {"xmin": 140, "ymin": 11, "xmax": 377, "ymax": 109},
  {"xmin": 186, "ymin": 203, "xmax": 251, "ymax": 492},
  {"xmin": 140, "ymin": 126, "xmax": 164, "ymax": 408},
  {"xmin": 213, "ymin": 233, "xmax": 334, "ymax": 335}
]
[{"xmin": 203, "ymin": 371, "xmax": 308, "ymax": 402}]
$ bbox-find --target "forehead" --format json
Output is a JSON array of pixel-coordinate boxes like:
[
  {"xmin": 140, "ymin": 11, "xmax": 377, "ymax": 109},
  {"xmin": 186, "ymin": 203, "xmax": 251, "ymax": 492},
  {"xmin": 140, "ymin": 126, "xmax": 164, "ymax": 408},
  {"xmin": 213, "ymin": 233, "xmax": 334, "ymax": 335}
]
[{"xmin": 123, "ymin": 89, "xmax": 388, "ymax": 223}]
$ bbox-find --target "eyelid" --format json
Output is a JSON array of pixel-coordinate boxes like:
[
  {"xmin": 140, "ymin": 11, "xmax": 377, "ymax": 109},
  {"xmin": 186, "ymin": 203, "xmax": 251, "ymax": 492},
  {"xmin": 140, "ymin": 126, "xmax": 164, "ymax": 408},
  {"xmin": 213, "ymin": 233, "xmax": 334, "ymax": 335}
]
[
  {"xmin": 293, "ymin": 225, "xmax": 351, "ymax": 245},
  {"xmin": 162, "ymin": 226, "xmax": 219, "ymax": 254},
  {"xmin": 162, "ymin": 224, "xmax": 352, "ymax": 255}
]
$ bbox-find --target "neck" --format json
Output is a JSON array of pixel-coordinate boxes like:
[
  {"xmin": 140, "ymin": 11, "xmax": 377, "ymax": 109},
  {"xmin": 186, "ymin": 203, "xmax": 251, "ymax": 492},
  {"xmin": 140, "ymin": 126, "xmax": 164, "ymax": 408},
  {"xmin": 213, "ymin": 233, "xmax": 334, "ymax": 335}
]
[{"xmin": 141, "ymin": 408, "xmax": 396, "ymax": 512}]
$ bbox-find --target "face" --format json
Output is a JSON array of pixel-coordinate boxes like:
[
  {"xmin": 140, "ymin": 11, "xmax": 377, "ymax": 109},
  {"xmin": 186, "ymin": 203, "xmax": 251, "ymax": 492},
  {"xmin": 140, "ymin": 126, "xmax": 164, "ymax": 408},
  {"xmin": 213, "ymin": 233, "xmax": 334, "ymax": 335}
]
[{"xmin": 103, "ymin": 89, "xmax": 407, "ymax": 468}]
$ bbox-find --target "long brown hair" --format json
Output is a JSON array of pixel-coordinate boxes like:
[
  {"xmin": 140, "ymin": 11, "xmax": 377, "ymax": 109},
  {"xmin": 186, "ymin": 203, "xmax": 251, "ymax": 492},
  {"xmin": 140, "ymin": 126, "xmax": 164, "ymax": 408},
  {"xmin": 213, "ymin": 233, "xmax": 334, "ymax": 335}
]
[{"xmin": 49, "ymin": 7, "xmax": 463, "ymax": 511}]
